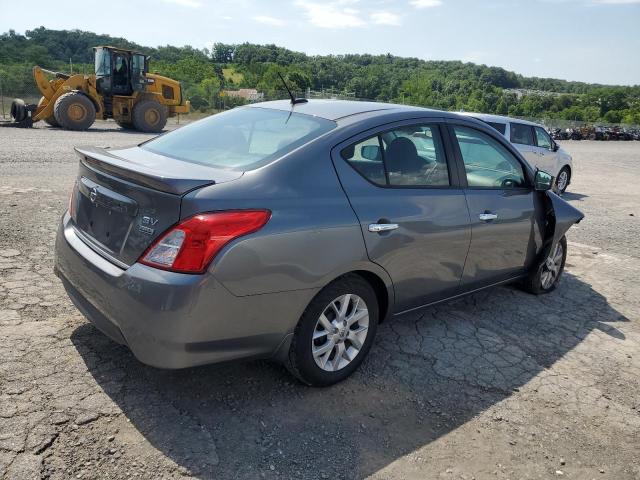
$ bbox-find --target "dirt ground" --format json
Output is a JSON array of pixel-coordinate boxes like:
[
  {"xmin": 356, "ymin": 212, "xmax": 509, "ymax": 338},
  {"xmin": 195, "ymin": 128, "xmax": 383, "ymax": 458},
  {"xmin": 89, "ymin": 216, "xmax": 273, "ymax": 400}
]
[{"xmin": 0, "ymin": 121, "xmax": 639, "ymax": 480}]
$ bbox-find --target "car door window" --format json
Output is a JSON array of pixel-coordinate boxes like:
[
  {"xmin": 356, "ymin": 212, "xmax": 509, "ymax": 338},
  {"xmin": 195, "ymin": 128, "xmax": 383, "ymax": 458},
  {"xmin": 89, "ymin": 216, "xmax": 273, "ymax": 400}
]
[
  {"xmin": 534, "ymin": 127, "xmax": 552, "ymax": 150},
  {"xmin": 486, "ymin": 121, "xmax": 506, "ymax": 135},
  {"xmin": 510, "ymin": 123, "xmax": 535, "ymax": 146},
  {"xmin": 340, "ymin": 136, "xmax": 386, "ymax": 186},
  {"xmin": 454, "ymin": 126, "xmax": 526, "ymax": 189},
  {"xmin": 341, "ymin": 124, "xmax": 449, "ymax": 187}
]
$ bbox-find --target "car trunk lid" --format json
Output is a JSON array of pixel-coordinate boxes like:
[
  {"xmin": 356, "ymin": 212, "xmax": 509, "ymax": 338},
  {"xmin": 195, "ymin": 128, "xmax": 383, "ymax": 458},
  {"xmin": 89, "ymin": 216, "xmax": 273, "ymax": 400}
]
[{"xmin": 71, "ymin": 146, "xmax": 242, "ymax": 267}]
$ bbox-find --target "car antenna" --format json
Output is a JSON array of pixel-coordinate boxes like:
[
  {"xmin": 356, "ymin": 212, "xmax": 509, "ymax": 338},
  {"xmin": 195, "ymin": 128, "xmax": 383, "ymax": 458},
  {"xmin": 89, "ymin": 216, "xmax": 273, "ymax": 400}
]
[{"xmin": 278, "ymin": 72, "xmax": 308, "ymax": 106}]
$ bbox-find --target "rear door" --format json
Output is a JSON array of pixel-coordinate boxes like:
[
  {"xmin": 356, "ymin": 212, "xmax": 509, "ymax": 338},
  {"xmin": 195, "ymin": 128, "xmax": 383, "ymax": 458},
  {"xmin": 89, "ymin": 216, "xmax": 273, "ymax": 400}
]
[
  {"xmin": 448, "ymin": 122, "xmax": 538, "ymax": 288},
  {"xmin": 509, "ymin": 122, "xmax": 538, "ymax": 168},
  {"xmin": 332, "ymin": 119, "xmax": 471, "ymax": 312}
]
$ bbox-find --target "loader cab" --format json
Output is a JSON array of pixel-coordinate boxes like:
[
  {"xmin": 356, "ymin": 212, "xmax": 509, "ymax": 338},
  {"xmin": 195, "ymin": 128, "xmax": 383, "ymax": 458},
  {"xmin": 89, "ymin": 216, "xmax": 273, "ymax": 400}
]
[{"xmin": 94, "ymin": 46, "xmax": 149, "ymax": 98}]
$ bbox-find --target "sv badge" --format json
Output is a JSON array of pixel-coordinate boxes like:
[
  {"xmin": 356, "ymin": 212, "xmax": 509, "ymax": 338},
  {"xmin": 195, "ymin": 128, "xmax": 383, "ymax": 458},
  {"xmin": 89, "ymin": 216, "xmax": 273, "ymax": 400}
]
[{"xmin": 139, "ymin": 215, "xmax": 159, "ymax": 235}]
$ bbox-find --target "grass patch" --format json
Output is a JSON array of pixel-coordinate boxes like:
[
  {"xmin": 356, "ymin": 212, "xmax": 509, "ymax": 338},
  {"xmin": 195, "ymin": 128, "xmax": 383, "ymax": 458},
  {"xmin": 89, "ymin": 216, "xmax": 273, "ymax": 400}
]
[{"xmin": 222, "ymin": 68, "xmax": 244, "ymax": 85}]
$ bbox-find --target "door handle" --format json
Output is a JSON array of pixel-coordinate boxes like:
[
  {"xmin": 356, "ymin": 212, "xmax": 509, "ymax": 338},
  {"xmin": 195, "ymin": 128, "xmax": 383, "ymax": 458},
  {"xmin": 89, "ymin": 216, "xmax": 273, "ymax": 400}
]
[
  {"xmin": 478, "ymin": 212, "xmax": 498, "ymax": 222},
  {"xmin": 368, "ymin": 223, "xmax": 399, "ymax": 233}
]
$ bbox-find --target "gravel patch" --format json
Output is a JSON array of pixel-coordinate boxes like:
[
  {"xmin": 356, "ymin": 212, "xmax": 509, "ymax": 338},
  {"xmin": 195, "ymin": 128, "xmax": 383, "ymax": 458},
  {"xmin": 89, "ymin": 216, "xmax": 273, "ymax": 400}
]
[{"xmin": 0, "ymin": 124, "xmax": 638, "ymax": 479}]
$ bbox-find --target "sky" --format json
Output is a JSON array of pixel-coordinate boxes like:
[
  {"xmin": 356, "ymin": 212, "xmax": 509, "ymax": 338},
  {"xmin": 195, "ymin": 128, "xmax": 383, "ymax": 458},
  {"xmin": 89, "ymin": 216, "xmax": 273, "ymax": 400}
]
[{"xmin": 0, "ymin": 0, "xmax": 639, "ymax": 85}]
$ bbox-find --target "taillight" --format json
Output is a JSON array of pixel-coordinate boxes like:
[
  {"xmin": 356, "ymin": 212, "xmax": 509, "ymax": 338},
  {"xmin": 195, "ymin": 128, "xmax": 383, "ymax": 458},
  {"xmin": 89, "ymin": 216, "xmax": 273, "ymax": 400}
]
[{"xmin": 139, "ymin": 210, "xmax": 271, "ymax": 274}]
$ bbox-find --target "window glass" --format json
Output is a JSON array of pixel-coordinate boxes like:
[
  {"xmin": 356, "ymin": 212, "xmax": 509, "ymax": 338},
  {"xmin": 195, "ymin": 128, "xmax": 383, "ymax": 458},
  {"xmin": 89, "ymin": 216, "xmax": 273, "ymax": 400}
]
[
  {"xmin": 534, "ymin": 127, "xmax": 552, "ymax": 149},
  {"xmin": 510, "ymin": 123, "xmax": 535, "ymax": 146},
  {"xmin": 341, "ymin": 125, "xmax": 449, "ymax": 187},
  {"xmin": 486, "ymin": 121, "xmax": 506, "ymax": 135},
  {"xmin": 143, "ymin": 107, "xmax": 336, "ymax": 171},
  {"xmin": 454, "ymin": 126, "xmax": 526, "ymax": 188},
  {"xmin": 341, "ymin": 136, "xmax": 386, "ymax": 186},
  {"xmin": 94, "ymin": 48, "xmax": 111, "ymax": 76},
  {"xmin": 132, "ymin": 54, "xmax": 146, "ymax": 90},
  {"xmin": 384, "ymin": 126, "xmax": 449, "ymax": 186}
]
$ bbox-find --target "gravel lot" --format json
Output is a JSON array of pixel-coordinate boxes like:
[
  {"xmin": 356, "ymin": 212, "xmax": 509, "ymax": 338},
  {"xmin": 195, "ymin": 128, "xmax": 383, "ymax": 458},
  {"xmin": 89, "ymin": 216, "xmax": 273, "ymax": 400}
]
[{"xmin": 1, "ymin": 121, "xmax": 639, "ymax": 480}]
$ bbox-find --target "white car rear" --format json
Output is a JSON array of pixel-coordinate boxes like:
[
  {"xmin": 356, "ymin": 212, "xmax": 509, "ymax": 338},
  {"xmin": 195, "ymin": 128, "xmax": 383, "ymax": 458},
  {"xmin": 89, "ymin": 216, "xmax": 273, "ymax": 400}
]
[{"xmin": 461, "ymin": 113, "xmax": 573, "ymax": 193}]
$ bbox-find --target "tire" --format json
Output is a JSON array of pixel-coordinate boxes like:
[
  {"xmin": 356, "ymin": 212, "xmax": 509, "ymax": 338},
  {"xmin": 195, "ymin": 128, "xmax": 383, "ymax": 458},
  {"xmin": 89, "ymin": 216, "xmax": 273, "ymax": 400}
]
[
  {"xmin": 10, "ymin": 98, "xmax": 27, "ymax": 122},
  {"xmin": 555, "ymin": 167, "xmax": 571, "ymax": 194},
  {"xmin": 287, "ymin": 274, "xmax": 379, "ymax": 387},
  {"xmin": 53, "ymin": 92, "xmax": 96, "ymax": 131},
  {"xmin": 132, "ymin": 100, "xmax": 168, "ymax": 133},
  {"xmin": 521, "ymin": 236, "xmax": 567, "ymax": 295}
]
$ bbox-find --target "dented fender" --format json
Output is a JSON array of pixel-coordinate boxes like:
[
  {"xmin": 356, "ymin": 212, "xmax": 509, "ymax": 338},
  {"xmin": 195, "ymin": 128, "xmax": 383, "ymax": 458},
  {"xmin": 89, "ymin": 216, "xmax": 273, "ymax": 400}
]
[{"xmin": 545, "ymin": 190, "xmax": 585, "ymax": 250}]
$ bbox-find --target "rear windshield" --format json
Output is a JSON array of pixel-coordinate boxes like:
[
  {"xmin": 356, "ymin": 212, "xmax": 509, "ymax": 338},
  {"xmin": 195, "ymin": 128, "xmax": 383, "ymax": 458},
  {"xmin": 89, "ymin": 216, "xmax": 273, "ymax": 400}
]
[{"xmin": 142, "ymin": 107, "xmax": 336, "ymax": 171}]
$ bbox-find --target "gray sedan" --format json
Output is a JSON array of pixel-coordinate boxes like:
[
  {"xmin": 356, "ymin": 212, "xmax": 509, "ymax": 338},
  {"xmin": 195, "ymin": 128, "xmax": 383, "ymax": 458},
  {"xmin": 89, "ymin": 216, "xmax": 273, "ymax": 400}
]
[{"xmin": 54, "ymin": 100, "xmax": 583, "ymax": 386}]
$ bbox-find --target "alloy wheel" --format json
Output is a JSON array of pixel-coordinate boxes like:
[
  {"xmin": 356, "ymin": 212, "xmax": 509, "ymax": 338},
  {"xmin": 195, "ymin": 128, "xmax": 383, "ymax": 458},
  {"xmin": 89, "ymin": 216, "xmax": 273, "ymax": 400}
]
[
  {"xmin": 311, "ymin": 294, "xmax": 369, "ymax": 372},
  {"xmin": 541, "ymin": 242, "xmax": 564, "ymax": 289},
  {"xmin": 557, "ymin": 170, "xmax": 569, "ymax": 192}
]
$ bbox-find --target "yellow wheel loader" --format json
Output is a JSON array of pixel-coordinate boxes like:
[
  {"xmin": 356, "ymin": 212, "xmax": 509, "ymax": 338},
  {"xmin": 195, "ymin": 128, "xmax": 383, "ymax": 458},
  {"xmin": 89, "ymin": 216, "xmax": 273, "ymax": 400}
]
[{"xmin": 6, "ymin": 46, "xmax": 190, "ymax": 132}]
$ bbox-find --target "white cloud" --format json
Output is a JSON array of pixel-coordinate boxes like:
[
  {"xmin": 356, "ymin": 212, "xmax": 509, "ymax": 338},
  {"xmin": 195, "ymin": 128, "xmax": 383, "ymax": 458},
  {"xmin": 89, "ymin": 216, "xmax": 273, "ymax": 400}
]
[
  {"xmin": 253, "ymin": 15, "xmax": 286, "ymax": 26},
  {"xmin": 409, "ymin": 0, "xmax": 443, "ymax": 8},
  {"xmin": 371, "ymin": 11, "xmax": 402, "ymax": 26},
  {"xmin": 162, "ymin": 0, "xmax": 203, "ymax": 7},
  {"xmin": 294, "ymin": 1, "xmax": 366, "ymax": 28},
  {"xmin": 543, "ymin": 0, "xmax": 640, "ymax": 3}
]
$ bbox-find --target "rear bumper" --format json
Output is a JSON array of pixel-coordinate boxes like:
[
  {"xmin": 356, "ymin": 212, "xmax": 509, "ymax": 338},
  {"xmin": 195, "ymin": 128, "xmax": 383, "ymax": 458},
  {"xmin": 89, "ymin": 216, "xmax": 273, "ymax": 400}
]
[{"xmin": 54, "ymin": 213, "xmax": 313, "ymax": 369}]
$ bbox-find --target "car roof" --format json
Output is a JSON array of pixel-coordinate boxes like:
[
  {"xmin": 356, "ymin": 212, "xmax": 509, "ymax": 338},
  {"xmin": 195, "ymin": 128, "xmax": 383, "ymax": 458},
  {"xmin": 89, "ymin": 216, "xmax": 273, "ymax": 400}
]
[
  {"xmin": 458, "ymin": 112, "xmax": 543, "ymax": 128},
  {"xmin": 247, "ymin": 99, "xmax": 442, "ymax": 121}
]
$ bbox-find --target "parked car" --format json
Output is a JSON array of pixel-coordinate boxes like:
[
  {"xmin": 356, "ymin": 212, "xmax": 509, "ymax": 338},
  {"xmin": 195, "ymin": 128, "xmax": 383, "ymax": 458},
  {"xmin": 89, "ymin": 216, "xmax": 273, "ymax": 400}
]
[
  {"xmin": 54, "ymin": 100, "xmax": 583, "ymax": 386},
  {"xmin": 460, "ymin": 113, "xmax": 574, "ymax": 193}
]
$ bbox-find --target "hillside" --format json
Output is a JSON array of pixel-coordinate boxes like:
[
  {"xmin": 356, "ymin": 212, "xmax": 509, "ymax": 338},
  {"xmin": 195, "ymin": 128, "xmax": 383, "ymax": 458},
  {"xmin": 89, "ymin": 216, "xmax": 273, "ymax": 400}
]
[{"xmin": 1, "ymin": 27, "xmax": 639, "ymax": 124}]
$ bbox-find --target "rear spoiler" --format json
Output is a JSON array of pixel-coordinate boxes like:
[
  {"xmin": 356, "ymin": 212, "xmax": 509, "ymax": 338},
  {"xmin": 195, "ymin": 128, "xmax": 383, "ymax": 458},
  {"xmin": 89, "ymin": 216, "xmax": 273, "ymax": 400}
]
[{"xmin": 75, "ymin": 146, "xmax": 217, "ymax": 195}]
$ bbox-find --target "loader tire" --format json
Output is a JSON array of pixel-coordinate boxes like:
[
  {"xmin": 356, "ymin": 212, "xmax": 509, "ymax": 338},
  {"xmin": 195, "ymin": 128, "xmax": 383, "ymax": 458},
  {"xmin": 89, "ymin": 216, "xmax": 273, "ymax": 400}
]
[
  {"xmin": 54, "ymin": 92, "xmax": 96, "ymax": 131},
  {"xmin": 10, "ymin": 99, "xmax": 27, "ymax": 122},
  {"xmin": 132, "ymin": 100, "xmax": 168, "ymax": 133}
]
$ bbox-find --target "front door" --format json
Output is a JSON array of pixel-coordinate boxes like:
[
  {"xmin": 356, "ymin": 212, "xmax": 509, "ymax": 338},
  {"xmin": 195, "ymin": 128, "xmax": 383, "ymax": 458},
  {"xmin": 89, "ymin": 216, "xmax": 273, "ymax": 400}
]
[
  {"xmin": 111, "ymin": 53, "xmax": 132, "ymax": 96},
  {"xmin": 449, "ymin": 124, "xmax": 538, "ymax": 288},
  {"xmin": 533, "ymin": 126, "xmax": 559, "ymax": 176},
  {"xmin": 332, "ymin": 121, "xmax": 471, "ymax": 312}
]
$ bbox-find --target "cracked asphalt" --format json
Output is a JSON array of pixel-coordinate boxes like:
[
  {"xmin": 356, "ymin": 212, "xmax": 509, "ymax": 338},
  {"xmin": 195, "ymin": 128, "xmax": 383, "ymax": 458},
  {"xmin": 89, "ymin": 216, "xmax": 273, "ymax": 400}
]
[{"xmin": 1, "ymin": 122, "xmax": 639, "ymax": 480}]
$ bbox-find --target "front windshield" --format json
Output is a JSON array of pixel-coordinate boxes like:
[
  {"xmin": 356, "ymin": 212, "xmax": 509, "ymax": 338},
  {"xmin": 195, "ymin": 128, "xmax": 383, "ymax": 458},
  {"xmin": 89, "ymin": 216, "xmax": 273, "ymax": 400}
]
[
  {"xmin": 94, "ymin": 48, "xmax": 111, "ymax": 77},
  {"xmin": 142, "ymin": 107, "xmax": 336, "ymax": 171}
]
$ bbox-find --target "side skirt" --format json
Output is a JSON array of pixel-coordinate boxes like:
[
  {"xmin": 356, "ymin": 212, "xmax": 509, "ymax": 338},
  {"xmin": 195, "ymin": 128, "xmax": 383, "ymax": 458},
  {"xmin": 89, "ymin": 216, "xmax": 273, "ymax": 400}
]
[{"xmin": 392, "ymin": 274, "xmax": 527, "ymax": 318}]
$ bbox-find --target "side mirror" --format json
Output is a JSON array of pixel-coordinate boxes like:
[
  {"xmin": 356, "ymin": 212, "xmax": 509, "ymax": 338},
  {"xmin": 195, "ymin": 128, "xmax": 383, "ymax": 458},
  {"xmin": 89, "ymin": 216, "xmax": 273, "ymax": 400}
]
[
  {"xmin": 534, "ymin": 169, "xmax": 554, "ymax": 191},
  {"xmin": 361, "ymin": 145, "xmax": 381, "ymax": 161},
  {"xmin": 552, "ymin": 141, "xmax": 559, "ymax": 152}
]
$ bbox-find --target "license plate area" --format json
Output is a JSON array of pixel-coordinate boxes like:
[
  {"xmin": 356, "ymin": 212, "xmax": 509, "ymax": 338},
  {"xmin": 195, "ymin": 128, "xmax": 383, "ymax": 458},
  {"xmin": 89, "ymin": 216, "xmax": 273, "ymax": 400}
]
[{"xmin": 75, "ymin": 177, "xmax": 139, "ymax": 254}]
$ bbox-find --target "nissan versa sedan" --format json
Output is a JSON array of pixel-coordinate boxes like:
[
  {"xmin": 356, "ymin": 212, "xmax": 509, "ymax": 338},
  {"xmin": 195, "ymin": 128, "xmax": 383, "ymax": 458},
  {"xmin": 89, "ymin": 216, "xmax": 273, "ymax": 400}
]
[{"xmin": 54, "ymin": 100, "xmax": 584, "ymax": 386}]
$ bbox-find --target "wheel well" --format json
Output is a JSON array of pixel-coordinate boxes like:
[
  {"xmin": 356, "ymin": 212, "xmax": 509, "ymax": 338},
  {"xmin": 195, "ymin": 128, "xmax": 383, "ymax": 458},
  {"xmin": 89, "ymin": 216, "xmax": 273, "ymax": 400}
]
[{"xmin": 351, "ymin": 270, "xmax": 390, "ymax": 322}]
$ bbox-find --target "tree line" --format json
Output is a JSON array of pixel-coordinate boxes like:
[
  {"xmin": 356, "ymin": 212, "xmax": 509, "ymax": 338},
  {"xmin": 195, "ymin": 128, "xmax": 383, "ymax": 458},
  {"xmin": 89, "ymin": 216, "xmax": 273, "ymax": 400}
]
[{"xmin": 1, "ymin": 27, "xmax": 639, "ymax": 125}]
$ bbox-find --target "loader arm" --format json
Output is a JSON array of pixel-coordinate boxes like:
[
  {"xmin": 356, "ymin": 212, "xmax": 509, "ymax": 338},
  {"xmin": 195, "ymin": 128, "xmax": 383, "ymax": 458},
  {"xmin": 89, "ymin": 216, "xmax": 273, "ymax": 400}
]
[{"xmin": 33, "ymin": 66, "xmax": 56, "ymax": 99}]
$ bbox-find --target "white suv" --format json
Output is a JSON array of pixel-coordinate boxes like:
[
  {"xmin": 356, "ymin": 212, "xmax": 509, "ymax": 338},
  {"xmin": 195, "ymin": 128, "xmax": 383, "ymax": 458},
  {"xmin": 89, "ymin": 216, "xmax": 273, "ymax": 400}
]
[{"xmin": 461, "ymin": 113, "xmax": 573, "ymax": 193}]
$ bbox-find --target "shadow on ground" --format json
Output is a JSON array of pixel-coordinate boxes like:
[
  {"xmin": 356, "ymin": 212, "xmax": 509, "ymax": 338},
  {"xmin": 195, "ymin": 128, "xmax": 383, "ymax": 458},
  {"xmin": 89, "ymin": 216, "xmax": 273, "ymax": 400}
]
[
  {"xmin": 70, "ymin": 272, "xmax": 628, "ymax": 479},
  {"xmin": 562, "ymin": 191, "xmax": 589, "ymax": 202}
]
